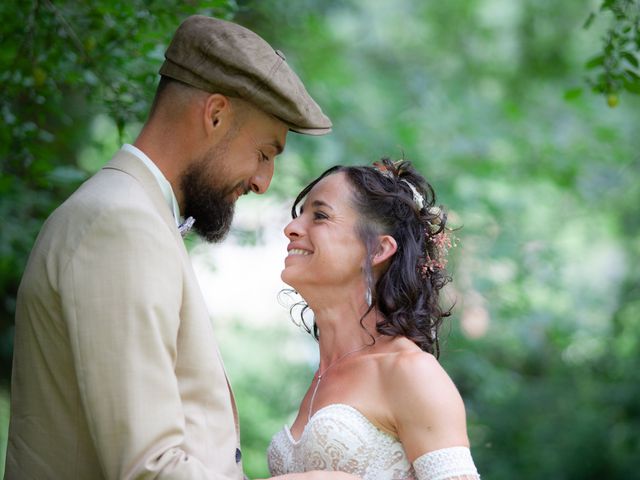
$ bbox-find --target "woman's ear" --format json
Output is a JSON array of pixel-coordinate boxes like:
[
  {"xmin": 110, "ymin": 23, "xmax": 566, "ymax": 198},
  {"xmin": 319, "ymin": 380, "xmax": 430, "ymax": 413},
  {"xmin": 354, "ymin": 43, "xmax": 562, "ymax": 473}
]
[{"xmin": 372, "ymin": 235, "xmax": 397, "ymax": 267}]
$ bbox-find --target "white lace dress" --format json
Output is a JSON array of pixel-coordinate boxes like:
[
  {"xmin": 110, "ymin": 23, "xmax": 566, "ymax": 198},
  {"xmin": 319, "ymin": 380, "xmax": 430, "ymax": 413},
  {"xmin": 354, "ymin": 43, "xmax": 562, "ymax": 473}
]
[{"xmin": 267, "ymin": 404, "xmax": 480, "ymax": 480}]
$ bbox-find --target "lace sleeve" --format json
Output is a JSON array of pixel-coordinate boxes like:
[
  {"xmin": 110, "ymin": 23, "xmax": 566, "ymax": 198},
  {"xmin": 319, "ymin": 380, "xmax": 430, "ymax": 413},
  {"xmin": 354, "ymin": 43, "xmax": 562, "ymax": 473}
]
[{"xmin": 412, "ymin": 446, "xmax": 480, "ymax": 480}]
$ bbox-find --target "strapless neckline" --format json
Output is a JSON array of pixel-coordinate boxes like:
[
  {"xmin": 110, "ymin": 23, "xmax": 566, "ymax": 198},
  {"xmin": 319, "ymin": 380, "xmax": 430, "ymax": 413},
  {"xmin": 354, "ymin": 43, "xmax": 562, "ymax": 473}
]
[
  {"xmin": 284, "ymin": 403, "xmax": 398, "ymax": 444},
  {"xmin": 268, "ymin": 403, "xmax": 480, "ymax": 479}
]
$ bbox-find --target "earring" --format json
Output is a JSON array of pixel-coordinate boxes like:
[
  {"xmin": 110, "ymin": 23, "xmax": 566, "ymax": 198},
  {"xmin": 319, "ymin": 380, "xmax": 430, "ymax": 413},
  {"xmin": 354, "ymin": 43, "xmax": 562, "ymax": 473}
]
[{"xmin": 365, "ymin": 286, "xmax": 372, "ymax": 307}]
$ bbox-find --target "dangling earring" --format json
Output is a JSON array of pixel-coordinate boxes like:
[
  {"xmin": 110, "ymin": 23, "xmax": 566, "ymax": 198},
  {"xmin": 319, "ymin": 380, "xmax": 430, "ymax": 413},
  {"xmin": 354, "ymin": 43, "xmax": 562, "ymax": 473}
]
[{"xmin": 365, "ymin": 286, "xmax": 373, "ymax": 307}]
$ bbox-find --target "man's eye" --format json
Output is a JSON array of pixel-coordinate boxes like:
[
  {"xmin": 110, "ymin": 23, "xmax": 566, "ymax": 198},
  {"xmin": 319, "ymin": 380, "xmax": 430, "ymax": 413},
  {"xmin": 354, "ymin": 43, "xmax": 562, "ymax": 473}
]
[
  {"xmin": 260, "ymin": 152, "xmax": 269, "ymax": 162},
  {"xmin": 314, "ymin": 211, "xmax": 328, "ymax": 220}
]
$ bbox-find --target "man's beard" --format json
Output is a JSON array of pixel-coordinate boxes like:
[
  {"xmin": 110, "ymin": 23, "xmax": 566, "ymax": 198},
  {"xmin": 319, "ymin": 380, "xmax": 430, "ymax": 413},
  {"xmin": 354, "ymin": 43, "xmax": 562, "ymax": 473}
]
[{"xmin": 180, "ymin": 144, "xmax": 243, "ymax": 243}]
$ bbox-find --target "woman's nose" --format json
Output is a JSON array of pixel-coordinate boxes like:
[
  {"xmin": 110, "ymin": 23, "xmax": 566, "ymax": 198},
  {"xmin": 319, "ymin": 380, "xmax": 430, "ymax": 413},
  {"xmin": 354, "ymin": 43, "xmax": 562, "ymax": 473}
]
[{"xmin": 283, "ymin": 217, "xmax": 303, "ymax": 239}]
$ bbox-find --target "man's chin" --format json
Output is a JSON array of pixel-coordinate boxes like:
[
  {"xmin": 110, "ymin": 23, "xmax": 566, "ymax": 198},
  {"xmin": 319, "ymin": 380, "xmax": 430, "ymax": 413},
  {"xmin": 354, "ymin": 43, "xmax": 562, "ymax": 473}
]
[
  {"xmin": 194, "ymin": 226, "xmax": 230, "ymax": 244},
  {"xmin": 193, "ymin": 210, "xmax": 235, "ymax": 242},
  {"xmin": 193, "ymin": 206, "xmax": 235, "ymax": 243},
  {"xmin": 180, "ymin": 167, "xmax": 237, "ymax": 243}
]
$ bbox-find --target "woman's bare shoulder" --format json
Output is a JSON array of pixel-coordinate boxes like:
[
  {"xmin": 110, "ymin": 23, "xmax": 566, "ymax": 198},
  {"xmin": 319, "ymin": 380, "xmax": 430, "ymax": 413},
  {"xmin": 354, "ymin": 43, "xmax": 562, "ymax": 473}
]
[
  {"xmin": 379, "ymin": 340, "xmax": 470, "ymax": 456},
  {"xmin": 381, "ymin": 342, "xmax": 466, "ymax": 419}
]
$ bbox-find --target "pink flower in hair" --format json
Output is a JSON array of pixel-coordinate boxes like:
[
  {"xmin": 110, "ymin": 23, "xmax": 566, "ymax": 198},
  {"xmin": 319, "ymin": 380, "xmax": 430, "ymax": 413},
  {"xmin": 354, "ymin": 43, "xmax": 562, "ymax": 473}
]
[{"xmin": 421, "ymin": 229, "xmax": 454, "ymax": 276}]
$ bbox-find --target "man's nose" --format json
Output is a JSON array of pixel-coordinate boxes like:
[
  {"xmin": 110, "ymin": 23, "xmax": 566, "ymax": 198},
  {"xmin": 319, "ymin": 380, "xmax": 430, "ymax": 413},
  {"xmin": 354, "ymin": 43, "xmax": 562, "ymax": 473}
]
[{"xmin": 249, "ymin": 160, "xmax": 275, "ymax": 194}]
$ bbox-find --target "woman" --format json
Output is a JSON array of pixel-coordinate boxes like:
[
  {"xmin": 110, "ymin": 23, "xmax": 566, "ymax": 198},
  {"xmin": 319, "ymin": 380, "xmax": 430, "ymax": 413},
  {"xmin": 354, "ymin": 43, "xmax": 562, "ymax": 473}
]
[{"xmin": 267, "ymin": 159, "xmax": 480, "ymax": 480}]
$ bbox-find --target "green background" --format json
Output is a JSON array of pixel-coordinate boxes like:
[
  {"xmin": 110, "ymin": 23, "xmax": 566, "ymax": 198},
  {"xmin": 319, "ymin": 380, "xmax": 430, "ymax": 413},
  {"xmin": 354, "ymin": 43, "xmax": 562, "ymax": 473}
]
[{"xmin": 1, "ymin": 1, "xmax": 639, "ymax": 478}]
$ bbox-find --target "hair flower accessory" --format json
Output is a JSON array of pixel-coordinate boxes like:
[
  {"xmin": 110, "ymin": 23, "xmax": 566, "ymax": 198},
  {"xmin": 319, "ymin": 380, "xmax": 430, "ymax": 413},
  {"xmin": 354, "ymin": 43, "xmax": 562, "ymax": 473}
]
[
  {"xmin": 373, "ymin": 160, "xmax": 425, "ymax": 211},
  {"xmin": 401, "ymin": 179, "xmax": 425, "ymax": 210},
  {"xmin": 372, "ymin": 161, "xmax": 395, "ymax": 179},
  {"xmin": 420, "ymin": 228, "xmax": 455, "ymax": 276},
  {"xmin": 427, "ymin": 206, "xmax": 442, "ymax": 223}
]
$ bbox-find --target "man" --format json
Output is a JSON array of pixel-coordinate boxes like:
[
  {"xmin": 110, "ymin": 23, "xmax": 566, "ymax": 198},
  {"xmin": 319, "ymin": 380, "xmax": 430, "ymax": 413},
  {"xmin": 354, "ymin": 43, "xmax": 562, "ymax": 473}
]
[{"xmin": 5, "ymin": 15, "xmax": 331, "ymax": 479}]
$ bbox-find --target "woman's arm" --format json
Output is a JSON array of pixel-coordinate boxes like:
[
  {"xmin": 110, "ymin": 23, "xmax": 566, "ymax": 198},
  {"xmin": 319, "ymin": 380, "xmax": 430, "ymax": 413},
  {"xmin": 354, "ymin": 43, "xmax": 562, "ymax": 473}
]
[{"xmin": 387, "ymin": 351, "xmax": 480, "ymax": 480}]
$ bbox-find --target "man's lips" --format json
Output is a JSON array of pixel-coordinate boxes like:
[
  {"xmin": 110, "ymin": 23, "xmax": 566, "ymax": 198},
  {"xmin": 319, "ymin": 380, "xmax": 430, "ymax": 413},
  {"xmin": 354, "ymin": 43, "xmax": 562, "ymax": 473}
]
[{"xmin": 230, "ymin": 184, "xmax": 250, "ymax": 200}]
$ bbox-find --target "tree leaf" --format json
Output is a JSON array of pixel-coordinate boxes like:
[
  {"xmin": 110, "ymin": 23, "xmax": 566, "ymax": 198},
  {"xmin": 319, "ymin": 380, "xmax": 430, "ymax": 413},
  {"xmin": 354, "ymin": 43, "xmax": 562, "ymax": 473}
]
[
  {"xmin": 583, "ymin": 12, "xmax": 596, "ymax": 29},
  {"xmin": 624, "ymin": 68, "xmax": 640, "ymax": 80},
  {"xmin": 622, "ymin": 51, "xmax": 639, "ymax": 67},
  {"xmin": 586, "ymin": 54, "xmax": 605, "ymax": 69},
  {"xmin": 623, "ymin": 79, "xmax": 640, "ymax": 93},
  {"xmin": 563, "ymin": 87, "xmax": 584, "ymax": 100}
]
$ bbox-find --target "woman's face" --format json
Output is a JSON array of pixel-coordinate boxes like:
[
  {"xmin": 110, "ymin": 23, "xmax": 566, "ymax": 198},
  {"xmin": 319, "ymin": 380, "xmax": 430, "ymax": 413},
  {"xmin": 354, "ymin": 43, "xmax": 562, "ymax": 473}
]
[{"xmin": 281, "ymin": 172, "xmax": 367, "ymax": 292}]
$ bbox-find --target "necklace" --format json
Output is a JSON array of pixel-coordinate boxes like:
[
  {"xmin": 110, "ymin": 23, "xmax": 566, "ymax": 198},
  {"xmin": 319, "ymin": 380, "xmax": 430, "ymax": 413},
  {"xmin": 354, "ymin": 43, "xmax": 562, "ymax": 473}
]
[{"xmin": 307, "ymin": 336, "xmax": 381, "ymax": 421}]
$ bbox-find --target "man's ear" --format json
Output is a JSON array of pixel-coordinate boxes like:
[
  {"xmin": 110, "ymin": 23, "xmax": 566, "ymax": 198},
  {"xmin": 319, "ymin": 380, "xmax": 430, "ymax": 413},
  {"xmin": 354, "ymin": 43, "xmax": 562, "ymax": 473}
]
[
  {"xmin": 372, "ymin": 235, "xmax": 397, "ymax": 267},
  {"xmin": 203, "ymin": 93, "xmax": 231, "ymax": 135}
]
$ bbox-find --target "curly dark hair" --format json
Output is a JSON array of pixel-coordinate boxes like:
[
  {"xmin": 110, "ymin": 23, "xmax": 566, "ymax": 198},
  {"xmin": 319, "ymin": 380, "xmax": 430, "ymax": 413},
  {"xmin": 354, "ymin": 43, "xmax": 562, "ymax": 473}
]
[{"xmin": 287, "ymin": 158, "xmax": 453, "ymax": 357}]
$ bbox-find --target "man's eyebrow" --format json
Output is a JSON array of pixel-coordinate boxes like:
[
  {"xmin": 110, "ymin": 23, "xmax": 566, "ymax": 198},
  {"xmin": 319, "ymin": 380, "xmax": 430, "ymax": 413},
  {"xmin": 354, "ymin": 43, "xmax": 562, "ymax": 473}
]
[{"xmin": 268, "ymin": 141, "xmax": 284, "ymax": 155}]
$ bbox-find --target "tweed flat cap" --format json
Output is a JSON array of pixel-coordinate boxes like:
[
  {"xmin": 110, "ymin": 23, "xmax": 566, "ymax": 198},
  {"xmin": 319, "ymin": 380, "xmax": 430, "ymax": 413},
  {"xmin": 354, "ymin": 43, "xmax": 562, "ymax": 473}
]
[{"xmin": 159, "ymin": 15, "xmax": 332, "ymax": 135}]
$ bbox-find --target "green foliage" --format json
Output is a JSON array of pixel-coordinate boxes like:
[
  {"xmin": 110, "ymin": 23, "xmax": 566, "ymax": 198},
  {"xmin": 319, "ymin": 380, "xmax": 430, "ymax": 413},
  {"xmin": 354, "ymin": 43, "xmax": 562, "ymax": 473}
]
[
  {"xmin": 238, "ymin": 0, "xmax": 640, "ymax": 477},
  {"xmin": 216, "ymin": 321, "xmax": 315, "ymax": 477},
  {"xmin": 584, "ymin": 0, "xmax": 640, "ymax": 105},
  {"xmin": 0, "ymin": 0, "xmax": 237, "ymax": 379},
  {"xmin": 1, "ymin": 0, "xmax": 640, "ymax": 479}
]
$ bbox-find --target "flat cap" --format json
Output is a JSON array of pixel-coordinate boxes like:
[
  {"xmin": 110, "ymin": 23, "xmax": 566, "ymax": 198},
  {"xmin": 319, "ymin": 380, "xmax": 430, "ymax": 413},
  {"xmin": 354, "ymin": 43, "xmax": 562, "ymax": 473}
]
[{"xmin": 160, "ymin": 15, "xmax": 332, "ymax": 135}]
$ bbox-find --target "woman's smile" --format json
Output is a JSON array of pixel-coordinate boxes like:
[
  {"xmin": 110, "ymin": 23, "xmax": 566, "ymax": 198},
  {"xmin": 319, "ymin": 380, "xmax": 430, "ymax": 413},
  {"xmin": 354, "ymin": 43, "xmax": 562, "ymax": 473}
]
[{"xmin": 287, "ymin": 248, "xmax": 312, "ymax": 257}]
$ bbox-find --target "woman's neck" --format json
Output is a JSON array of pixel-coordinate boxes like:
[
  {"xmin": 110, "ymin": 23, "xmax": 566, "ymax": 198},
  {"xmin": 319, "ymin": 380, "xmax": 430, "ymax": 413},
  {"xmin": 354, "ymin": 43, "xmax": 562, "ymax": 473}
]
[{"xmin": 314, "ymin": 304, "xmax": 380, "ymax": 368}]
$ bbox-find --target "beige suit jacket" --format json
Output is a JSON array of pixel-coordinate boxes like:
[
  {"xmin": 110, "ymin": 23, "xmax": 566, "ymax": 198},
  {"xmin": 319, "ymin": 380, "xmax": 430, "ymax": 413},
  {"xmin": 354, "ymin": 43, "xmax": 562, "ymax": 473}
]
[{"xmin": 5, "ymin": 150, "xmax": 244, "ymax": 479}]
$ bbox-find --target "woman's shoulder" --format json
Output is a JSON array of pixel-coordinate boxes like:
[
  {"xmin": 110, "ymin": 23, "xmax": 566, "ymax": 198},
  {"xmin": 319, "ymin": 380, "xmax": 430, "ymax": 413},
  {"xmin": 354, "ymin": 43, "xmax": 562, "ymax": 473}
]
[
  {"xmin": 377, "ymin": 338, "xmax": 445, "ymax": 379},
  {"xmin": 378, "ymin": 339, "xmax": 470, "ymax": 455},
  {"xmin": 378, "ymin": 339, "xmax": 465, "ymax": 415}
]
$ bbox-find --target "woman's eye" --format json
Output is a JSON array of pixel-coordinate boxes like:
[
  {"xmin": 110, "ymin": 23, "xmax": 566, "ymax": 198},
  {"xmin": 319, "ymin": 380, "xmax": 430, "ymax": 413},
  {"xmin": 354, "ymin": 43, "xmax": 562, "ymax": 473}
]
[
  {"xmin": 260, "ymin": 152, "xmax": 269, "ymax": 162},
  {"xmin": 314, "ymin": 211, "xmax": 328, "ymax": 220}
]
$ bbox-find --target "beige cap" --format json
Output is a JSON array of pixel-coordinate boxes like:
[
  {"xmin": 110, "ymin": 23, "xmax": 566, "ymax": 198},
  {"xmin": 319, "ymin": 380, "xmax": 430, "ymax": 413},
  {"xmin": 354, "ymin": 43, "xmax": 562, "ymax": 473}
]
[{"xmin": 159, "ymin": 15, "xmax": 332, "ymax": 135}]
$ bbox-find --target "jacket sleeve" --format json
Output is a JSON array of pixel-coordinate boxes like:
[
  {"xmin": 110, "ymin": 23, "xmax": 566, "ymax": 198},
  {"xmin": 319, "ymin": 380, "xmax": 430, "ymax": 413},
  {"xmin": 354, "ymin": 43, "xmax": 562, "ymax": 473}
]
[{"xmin": 60, "ymin": 204, "xmax": 234, "ymax": 479}]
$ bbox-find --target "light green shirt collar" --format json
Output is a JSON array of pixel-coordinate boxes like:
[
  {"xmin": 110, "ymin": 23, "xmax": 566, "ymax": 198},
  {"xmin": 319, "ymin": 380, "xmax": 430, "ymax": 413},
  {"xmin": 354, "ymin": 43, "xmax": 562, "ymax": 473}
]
[{"xmin": 121, "ymin": 144, "xmax": 181, "ymax": 226}]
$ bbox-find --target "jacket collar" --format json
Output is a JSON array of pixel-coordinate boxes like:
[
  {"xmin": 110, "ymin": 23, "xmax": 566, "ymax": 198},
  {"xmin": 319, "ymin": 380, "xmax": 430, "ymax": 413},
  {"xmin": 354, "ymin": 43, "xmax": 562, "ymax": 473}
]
[{"xmin": 102, "ymin": 149, "xmax": 183, "ymax": 243}]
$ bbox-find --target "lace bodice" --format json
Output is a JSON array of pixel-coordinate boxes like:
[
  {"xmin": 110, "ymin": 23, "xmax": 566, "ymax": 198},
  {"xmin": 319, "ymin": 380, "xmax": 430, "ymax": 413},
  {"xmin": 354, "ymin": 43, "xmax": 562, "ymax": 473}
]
[{"xmin": 267, "ymin": 404, "xmax": 479, "ymax": 480}]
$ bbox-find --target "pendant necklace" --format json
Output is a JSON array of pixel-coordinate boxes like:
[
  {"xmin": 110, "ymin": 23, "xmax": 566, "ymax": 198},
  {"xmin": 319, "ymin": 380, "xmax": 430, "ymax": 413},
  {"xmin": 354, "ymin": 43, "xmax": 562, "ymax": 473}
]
[{"xmin": 307, "ymin": 335, "xmax": 381, "ymax": 421}]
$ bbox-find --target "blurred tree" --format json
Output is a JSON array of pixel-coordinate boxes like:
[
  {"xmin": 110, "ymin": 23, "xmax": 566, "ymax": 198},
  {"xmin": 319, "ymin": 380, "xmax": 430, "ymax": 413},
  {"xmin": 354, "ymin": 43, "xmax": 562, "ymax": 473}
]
[
  {"xmin": 2, "ymin": 0, "xmax": 640, "ymax": 478},
  {"xmin": 0, "ymin": 0, "xmax": 237, "ymax": 381},
  {"xmin": 216, "ymin": 321, "xmax": 316, "ymax": 477},
  {"xmin": 584, "ymin": 0, "xmax": 640, "ymax": 106},
  {"xmin": 235, "ymin": 0, "xmax": 640, "ymax": 477}
]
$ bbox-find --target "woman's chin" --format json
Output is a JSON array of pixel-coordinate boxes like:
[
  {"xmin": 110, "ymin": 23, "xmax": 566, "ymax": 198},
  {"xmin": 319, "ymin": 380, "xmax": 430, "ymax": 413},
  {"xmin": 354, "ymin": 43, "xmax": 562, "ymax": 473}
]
[{"xmin": 280, "ymin": 267, "xmax": 298, "ymax": 289}]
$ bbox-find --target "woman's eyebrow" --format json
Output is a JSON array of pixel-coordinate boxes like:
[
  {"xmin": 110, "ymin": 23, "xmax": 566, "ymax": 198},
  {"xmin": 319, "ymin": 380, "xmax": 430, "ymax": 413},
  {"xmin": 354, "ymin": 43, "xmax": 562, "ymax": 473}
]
[{"xmin": 311, "ymin": 199, "xmax": 334, "ymax": 210}]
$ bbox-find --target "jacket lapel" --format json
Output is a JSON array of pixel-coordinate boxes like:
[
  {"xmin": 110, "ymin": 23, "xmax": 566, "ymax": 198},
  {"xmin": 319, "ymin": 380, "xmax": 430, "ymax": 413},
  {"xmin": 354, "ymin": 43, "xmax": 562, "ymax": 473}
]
[{"xmin": 102, "ymin": 148, "xmax": 242, "ymax": 439}]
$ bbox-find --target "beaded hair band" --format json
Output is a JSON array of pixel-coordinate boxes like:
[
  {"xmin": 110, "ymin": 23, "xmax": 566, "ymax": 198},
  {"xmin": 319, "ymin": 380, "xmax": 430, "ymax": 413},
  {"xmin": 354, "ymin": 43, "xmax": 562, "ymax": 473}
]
[
  {"xmin": 400, "ymin": 179, "xmax": 425, "ymax": 210},
  {"xmin": 373, "ymin": 161, "xmax": 425, "ymax": 211},
  {"xmin": 372, "ymin": 160, "xmax": 453, "ymax": 277}
]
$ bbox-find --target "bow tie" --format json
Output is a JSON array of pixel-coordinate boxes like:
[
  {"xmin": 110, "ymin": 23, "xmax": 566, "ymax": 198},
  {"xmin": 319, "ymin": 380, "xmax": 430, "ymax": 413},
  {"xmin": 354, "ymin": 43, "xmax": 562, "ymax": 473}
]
[{"xmin": 178, "ymin": 216, "xmax": 195, "ymax": 238}]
